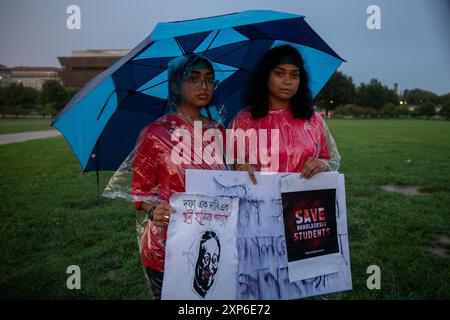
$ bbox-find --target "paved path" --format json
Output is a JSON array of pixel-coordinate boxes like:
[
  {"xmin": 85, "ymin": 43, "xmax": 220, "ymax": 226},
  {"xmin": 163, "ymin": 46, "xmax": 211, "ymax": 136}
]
[{"xmin": 0, "ymin": 130, "xmax": 61, "ymax": 145}]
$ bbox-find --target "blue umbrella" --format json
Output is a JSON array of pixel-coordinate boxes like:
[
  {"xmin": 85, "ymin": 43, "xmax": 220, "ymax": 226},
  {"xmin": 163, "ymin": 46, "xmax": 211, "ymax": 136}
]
[{"xmin": 52, "ymin": 10, "xmax": 344, "ymax": 172}]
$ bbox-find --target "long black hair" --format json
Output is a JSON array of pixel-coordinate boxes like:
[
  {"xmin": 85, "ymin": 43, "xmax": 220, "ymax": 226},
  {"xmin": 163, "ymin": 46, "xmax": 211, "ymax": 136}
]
[{"xmin": 245, "ymin": 45, "xmax": 314, "ymax": 120}]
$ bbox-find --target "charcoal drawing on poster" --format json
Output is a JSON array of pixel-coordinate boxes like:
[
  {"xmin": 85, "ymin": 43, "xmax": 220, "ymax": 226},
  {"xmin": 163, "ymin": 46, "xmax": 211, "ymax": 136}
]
[
  {"xmin": 192, "ymin": 230, "xmax": 221, "ymax": 298},
  {"xmin": 162, "ymin": 193, "xmax": 239, "ymax": 300}
]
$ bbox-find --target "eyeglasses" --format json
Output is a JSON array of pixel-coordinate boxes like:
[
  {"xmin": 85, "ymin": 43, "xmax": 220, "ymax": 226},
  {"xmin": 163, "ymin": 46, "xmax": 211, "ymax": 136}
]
[{"xmin": 185, "ymin": 75, "xmax": 219, "ymax": 90}]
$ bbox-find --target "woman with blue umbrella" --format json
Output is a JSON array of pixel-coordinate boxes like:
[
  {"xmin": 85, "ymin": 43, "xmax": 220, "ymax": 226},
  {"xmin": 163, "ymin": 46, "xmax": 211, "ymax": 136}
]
[{"xmin": 131, "ymin": 54, "xmax": 227, "ymax": 299}]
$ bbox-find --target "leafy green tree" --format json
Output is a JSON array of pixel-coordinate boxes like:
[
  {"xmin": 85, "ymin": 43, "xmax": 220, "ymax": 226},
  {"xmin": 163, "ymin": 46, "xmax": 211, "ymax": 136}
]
[
  {"xmin": 40, "ymin": 80, "xmax": 68, "ymax": 112},
  {"xmin": 0, "ymin": 86, "xmax": 4, "ymax": 105},
  {"xmin": 4, "ymin": 82, "xmax": 37, "ymax": 108},
  {"xmin": 363, "ymin": 107, "xmax": 379, "ymax": 118},
  {"xmin": 439, "ymin": 99, "xmax": 450, "ymax": 120},
  {"xmin": 333, "ymin": 104, "xmax": 367, "ymax": 118},
  {"xmin": 439, "ymin": 93, "xmax": 450, "ymax": 105},
  {"xmin": 1, "ymin": 83, "xmax": 38, "ymax": 117},
  {"xmin": 333, "ymin": 105, "xmax": 349, "ymax": 117},
  {"xmin": 397, "ymin": 105, "xmax": 410, "ymax": 118},
  {"xmin": 355, "ymin": 83, "xmax": 367, "ymax": 108},
  {"xmin": 0, "ymin": 86, "xmax": 5, "ymax": 118},
  {"xmin": 11, "ymin": 106, "xmax": 29, "ymax": 119},
  {"xmin": 347, "ymin": 104, "xmax": 366, "ymax": 117},
  {"xmin": 40, "ymin": 103, "xmax": 58, "ymax": 119},
  {"xmin": 417, "ymin": 102, "xmax": 436, "ymax": 119},
  {"xmin": 38, "ymin": 84, "xmax": 79, "ymax": 118},
  {"xmin": 387, "ymin": 88, "xmax": 400, "ymax": 105},
  {"xmin": 22, "ymin": 86, "xmax": 38, "ymax": 109},
  {"xmin": 403, "ymin": 88, "xmax": 439, "ymax": 105},
  {"xmin": 382, "ymin": 103, "xmax": 398, "ymax": 118},
  {"xmin": 356, "ymin": 79, "xmax": 396, "ymax": 110},
  {"xmin": 316, "ymin": 71, "xmax": 356, "ymax": 113},
  {"xmin": 65, "ymin": 87, "xmax": 79, "ymax": 102}
]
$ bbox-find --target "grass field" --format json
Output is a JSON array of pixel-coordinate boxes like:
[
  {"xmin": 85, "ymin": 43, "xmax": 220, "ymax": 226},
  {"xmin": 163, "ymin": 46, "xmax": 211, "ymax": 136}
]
[
  {"xmin": 0, "ymin": 119, "xmax": 52, "ymax": 135},
  {"xmin": 1, "ymin": 119, "xmax": 449, "ymax": 299}
]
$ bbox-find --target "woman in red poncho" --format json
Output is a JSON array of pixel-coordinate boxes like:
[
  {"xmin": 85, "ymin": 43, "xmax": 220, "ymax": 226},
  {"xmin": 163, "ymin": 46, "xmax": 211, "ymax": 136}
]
[
  {"xmin": 131, "ymin": 54, "xmax": 227, "ymax": 299},
  {"xmin": 229, "ymin": 45, "xmax": 340, "ymax": 181}
]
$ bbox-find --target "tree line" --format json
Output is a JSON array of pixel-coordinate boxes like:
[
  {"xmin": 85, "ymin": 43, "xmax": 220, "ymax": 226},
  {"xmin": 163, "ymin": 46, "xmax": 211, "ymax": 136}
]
[
  {"xmin": 0, "ymin": 80, "xmax": 78, "ymax": 119},
  {"xmin": 1, "ymin": 75, "xmax": 449, "ymax": 120},
  {"xmin": 316, "ymin": 72, "xmax": 450, "ymax": 120}
]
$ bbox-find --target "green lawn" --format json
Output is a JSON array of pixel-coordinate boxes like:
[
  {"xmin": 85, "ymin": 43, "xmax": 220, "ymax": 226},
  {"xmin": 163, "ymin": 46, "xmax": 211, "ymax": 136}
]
[
  {"xmin": 0, "ymin": 119, "xmax": 52, "ymax": 134},
  {"xmin": 0, "ymin": 119, "xmax": 449, "ymax": 299}
]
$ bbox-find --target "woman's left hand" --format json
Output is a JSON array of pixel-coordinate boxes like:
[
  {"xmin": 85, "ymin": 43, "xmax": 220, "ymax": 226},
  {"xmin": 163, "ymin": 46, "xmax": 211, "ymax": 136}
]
[{"xmin": 300, "ymin": 157, "xmax": 327, "ymax": 179}]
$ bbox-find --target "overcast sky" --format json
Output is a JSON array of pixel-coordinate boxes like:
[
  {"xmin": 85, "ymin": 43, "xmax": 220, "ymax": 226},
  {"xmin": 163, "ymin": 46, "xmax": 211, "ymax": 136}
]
[{"xmin": 1, "ymin": 0, "xmax": 449, "ymax": 95}]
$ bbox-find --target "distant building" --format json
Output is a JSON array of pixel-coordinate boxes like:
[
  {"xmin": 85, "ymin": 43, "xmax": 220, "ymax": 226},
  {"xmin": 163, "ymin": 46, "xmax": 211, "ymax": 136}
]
[
  {"xmin": 0, "ymin": 64, "xmax": 13, "ymax": 86},
  {"xmin": 11, "ymin": 66, "xmax": 61, "ymax": 89},
  {"xmin": 393, "ymin": 83, "xmax": 398, "ymax": 96},
  {"xmin": 58, "ymin": 49, "xmax": 129, "ymax": 88}
]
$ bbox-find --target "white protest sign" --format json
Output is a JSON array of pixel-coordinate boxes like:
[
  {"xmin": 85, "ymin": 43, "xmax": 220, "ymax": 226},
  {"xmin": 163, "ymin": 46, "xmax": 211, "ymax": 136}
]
[
  {"xmin": 186, "ymin": 170, "xmax": 352, "ymax": 300},
  {"xmin": 162, "ymin": 193, "xmax": 239, "ymax": 300}
]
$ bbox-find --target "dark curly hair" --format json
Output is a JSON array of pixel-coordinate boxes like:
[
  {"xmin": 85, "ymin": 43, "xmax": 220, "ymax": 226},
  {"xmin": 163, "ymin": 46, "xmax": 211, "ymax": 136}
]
[{"xmin": 245, "ymin": 45, "xmax": 313, "ymax": 120}]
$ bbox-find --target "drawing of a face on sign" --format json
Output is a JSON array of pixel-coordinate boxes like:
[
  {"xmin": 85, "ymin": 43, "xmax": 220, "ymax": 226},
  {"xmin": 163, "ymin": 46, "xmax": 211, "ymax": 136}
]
[{"xmin": 193, "ymin": 230, "xmax": 221, "ymax": 298}]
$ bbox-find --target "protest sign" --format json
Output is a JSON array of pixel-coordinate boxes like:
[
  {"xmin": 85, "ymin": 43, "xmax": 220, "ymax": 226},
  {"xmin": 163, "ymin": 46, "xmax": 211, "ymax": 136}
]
[
  {"xmin": 162, "ymin": 193, "xmax": 239, "ymax": 300},
  {"xmin": 186, "ymin": 170, "xmax": 352, "ymax": 299},
  {"xmin": 280, "ymin": 174, "xmax": 343, "ymax": 281}
]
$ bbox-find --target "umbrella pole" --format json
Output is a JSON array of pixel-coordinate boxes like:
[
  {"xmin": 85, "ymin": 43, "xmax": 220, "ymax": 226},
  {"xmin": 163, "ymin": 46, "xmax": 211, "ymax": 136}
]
[
  {"xmin": 95, "ymin": 143, "xmax": 100, "ymax": 204},
  {"xmin": 96, "ymin": 168, "xmax": 100, "ymax": 205}
]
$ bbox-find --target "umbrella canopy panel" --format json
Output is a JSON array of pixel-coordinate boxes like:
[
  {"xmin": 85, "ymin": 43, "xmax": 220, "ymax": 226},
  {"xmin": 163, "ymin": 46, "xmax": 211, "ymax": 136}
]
[{"xmin": 52, "ymin": 10, "xmax": 344, "ymax": 172}]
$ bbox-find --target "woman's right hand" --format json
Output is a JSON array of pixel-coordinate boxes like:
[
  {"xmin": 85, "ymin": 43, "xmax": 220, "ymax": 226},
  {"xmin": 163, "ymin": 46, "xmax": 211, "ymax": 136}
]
[
  {"xmin": 152, "ymin": 202, "xmax": 175, "ymax": 228},
  {"xmin": 235, "ymin": 163, "xmax": 257, "ymax": 185}
]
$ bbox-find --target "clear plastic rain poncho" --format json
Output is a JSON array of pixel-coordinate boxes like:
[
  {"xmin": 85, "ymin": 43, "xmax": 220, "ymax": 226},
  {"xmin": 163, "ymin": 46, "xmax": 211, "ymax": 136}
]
[
  {"xmin": 103, "ymin": 54, "xmax": 228, "ymax": 272},
  {"xmin": 103, "ymin": 54, "xmax": 341, "ymax": 274}
]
